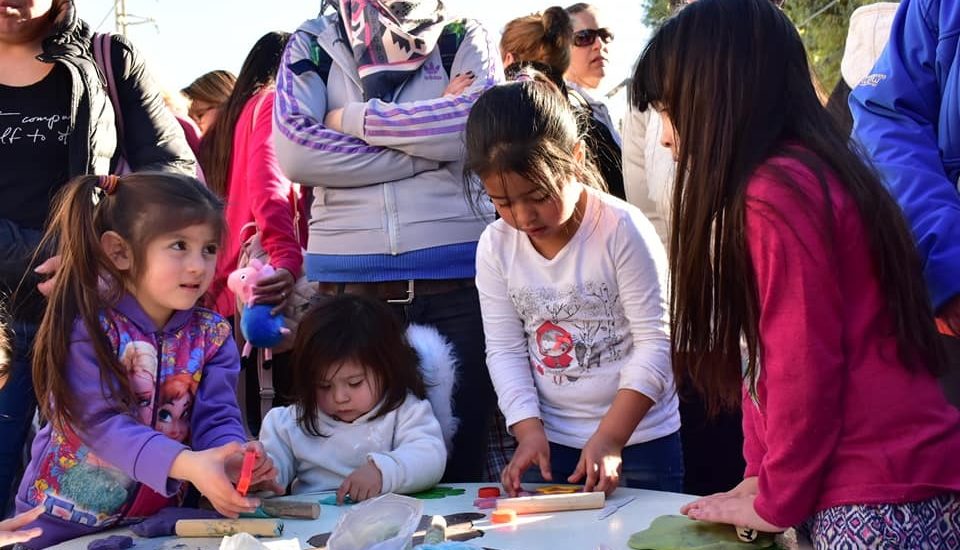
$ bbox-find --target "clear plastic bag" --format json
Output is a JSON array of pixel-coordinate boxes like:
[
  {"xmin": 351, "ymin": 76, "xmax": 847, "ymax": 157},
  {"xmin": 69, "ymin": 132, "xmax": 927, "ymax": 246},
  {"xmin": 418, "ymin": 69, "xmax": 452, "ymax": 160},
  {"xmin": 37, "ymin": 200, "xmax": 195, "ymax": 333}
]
[{"xmin": 327, "ymin": 494, "xmax": 424, "ymax": 550}]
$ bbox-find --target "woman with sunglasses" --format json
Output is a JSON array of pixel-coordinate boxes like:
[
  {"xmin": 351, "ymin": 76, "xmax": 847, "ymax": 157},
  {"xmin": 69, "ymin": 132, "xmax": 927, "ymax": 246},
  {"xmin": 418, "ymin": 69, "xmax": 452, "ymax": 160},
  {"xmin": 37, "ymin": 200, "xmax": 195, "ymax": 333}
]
[
  {"xmin": 566, "ymin": 4, "xmax": 613, "ymax": 91},
  {"xmin": 562, "ymin": 3, "xmax": 625, "ymax": 200}
]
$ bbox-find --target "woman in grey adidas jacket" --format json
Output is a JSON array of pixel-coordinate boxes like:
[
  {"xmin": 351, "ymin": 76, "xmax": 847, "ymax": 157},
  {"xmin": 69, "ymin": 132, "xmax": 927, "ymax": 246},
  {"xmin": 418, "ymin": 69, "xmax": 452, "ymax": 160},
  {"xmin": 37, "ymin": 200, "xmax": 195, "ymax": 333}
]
[{"xmin": 274, "ymin": 2, "xmax": 503, "ymax": 482}]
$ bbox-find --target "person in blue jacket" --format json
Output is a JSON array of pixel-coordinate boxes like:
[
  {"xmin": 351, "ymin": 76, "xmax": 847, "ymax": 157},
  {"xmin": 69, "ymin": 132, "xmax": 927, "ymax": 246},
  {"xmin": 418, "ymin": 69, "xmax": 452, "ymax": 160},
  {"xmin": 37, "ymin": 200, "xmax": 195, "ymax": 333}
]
[{"xmin": 849, "ymin": 0, "xmax": 960, "ymax": 406}]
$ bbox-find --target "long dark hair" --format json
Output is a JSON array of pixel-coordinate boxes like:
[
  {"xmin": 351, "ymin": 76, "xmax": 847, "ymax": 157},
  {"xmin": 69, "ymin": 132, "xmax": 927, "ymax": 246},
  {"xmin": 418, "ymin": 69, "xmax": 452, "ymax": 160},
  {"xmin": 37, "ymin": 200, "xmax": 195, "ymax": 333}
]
[
  {"xmin": 291, "ymin": 294, "xmax": 426, "ymax": 437},
  {"xmin": 632, "ymin": 0, "xmax": 942, "ymax": 413},
  {"xmin": 464, "ymin": 73, "xmax": 605, "ymax": 210},
  {"xmin": 34, "ymin": 173, "xmax": 224, "ymax": 431},
  {"xmin": 199, "ymin": 32, "xmax": 291, "ymax": 198}
]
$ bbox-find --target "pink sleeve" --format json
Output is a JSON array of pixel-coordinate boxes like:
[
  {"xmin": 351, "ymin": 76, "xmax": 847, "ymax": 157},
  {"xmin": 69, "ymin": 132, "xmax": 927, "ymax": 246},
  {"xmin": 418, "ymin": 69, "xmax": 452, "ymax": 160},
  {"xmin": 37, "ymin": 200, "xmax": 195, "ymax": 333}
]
[
  {"xmin": 745, "ymin": 166, "xmax": 847, "ymax": 528},
  {"xmin": 248, "ymin": 91, "xmax": 303, "ymax": 278}
]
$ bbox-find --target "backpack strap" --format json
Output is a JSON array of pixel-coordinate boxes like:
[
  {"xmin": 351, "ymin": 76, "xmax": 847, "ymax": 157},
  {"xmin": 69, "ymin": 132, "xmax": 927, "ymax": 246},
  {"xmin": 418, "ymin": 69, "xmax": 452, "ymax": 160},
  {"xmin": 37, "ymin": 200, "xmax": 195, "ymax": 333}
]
[
  {"xmin": 437, "ymin": 19, "xmax": 466, "ymax": 78},
  {"xmin": 92, "ymin": 32, "xmax": 129, "ymax": 172},
  {"xmin": 256, "ymin": 349, "xmax": 275, "ymax": 423}
]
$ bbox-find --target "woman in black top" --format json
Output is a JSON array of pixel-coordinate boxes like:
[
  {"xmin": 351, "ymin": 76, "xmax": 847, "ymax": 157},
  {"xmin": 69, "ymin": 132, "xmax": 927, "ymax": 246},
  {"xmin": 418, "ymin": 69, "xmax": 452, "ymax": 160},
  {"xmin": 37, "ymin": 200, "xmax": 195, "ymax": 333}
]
[{"xmin": 0, "ymin": 0, "xmax": 195, "ymax": 513}]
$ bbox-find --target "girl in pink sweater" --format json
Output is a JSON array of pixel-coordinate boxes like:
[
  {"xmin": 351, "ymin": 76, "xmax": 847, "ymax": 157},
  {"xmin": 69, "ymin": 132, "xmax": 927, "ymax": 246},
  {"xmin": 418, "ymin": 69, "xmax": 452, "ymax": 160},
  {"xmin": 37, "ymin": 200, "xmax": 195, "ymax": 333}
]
[
  {"xmin": 632, "ymin": 0, "xmax": 960, "ymax": 547},
  {"xmin": 202, "ymin": 32, "xmax": 306, "ymax": 321}
]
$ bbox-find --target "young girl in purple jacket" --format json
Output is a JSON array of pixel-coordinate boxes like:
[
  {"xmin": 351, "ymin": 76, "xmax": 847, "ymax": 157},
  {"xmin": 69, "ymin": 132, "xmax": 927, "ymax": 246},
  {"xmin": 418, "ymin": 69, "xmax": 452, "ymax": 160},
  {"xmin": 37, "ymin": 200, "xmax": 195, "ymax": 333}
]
[{"xmin": 14, "ymin": 173, "xmax": 280, "ymax": 548}]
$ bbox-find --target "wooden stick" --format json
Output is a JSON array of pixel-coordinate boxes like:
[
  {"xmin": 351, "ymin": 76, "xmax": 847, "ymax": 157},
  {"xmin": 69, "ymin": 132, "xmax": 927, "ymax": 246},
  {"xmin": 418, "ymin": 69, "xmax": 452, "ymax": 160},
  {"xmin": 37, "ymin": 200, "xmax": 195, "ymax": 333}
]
[
  {"xmin": 174, "ymin": 519, "xmax": 284, "ymax": 538},
  {"xmin": 496, "ymin": 491, "xmax": 605, "ymax": 514},
  {"xmin": 261, "ymin": 499, "xmax": 321, "ymax": 519}
]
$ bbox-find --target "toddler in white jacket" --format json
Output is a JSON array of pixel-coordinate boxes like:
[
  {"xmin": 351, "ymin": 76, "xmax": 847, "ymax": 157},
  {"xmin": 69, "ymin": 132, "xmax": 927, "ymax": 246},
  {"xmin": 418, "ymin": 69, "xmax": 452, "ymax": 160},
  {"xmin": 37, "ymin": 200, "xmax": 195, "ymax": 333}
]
[{"xmin": 259, "ymin": 294, "xmax": 450, "ymax": 503}]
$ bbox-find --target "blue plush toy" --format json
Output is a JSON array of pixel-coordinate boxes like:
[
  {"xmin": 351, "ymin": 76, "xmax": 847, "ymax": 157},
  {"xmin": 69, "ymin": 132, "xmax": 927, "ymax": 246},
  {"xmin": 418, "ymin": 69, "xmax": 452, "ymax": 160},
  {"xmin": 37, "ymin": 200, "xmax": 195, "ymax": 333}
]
[{"xmin": 228, "ymin": 258, "xmax": 289, "ymax": 358}]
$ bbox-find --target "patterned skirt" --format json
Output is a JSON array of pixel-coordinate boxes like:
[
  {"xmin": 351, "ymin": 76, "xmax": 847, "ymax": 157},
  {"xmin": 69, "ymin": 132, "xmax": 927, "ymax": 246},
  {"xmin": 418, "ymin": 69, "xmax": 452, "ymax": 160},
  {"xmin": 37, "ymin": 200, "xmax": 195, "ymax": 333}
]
[{"xmin": 804, "ymin": 493, "xmax": 960, "ymax": 549}]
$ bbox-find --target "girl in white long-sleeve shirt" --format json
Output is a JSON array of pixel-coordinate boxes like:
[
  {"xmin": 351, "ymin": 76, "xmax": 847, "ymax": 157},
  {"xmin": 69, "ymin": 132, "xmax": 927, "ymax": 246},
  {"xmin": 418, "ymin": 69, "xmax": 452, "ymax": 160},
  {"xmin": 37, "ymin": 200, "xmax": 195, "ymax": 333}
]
[
  {"xmin": 259, "ymin": 294, "xmax": 447, "ymax": 503},
  {"xmin": 465, "ymin": 72, "xmax": 682, "ymax": 498}
]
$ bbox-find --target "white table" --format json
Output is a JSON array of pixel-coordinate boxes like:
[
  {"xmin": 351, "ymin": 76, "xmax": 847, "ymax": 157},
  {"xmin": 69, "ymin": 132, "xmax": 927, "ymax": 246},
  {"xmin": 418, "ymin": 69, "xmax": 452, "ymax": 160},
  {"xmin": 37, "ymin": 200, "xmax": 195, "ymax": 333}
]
[{"xmin": 47, "ymin": 483, "xmax": 703, "ymax": 549}]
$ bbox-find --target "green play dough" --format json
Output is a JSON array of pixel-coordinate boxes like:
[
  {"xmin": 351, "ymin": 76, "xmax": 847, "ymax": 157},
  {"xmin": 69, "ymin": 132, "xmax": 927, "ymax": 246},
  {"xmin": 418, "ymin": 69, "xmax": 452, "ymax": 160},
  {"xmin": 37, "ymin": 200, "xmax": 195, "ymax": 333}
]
[
  {"xmin": 628, "ymin": 515, "xmax": 778, "ymax": 550},
  {"xmin": 239, "ymin": 507, "xmax": 271, "ymax": 519},
  {"xmin": 409, "ymin": 486, "xmax": 466, "ymax": 499}
]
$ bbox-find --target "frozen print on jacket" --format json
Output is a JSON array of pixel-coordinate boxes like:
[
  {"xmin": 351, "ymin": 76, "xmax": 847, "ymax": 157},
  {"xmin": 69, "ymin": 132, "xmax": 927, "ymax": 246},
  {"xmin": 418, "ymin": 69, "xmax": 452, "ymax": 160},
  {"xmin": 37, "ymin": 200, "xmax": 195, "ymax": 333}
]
[
  {"xmin": 121, "ymin": 340, "xmax": 159, "ymax": 425},
  {"xmin": 28, "ymin": 309, "xmax": 230, "ymax": 528},
  {"xmin": 511, "ymin": 282, "xmax": 627, "ymax": 385},
  {"xmin": 156, "ymin": 372, "xmax": 198, "ymax": 442}
]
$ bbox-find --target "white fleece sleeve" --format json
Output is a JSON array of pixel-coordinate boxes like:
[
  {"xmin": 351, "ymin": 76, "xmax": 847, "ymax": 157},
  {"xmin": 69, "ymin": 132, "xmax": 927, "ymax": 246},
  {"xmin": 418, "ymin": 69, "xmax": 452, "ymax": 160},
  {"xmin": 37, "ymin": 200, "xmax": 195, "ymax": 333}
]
[
  {"xmin": 367, "ymin": 397, "xmax": 446, "ymax": 495},
  {"xmin": 612, "ymin": 212, "xmax": 674, "ymax": 403},
  {"xmin": 273, "ymin": 30, "xmax": 439, "ymax": 188},
  {"xmin": 475, "ymin": 228, "xmax": 542, "ymax": 430},
  {"xmin": 258, "ymin": 407, "xmax": 298, "ymax": 492},
  {"xmin": 340, "ymin": 19, "xmax": 504, "ymax": 163}
]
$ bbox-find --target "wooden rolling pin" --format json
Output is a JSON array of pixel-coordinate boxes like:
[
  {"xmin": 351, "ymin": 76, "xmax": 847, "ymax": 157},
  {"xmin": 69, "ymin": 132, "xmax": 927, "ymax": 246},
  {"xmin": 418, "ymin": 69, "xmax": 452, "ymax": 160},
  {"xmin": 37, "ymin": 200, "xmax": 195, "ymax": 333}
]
[
  {"xmin": 496, "ymin": 491, "xmax": 605, "ymax": 514},
  {"xmin": 174, "ymin": 518, "xmax": 284, "ymax": 537},
  {"xmin": 261, "ymin": 499, "xmax": 321, "ymax": 519}
]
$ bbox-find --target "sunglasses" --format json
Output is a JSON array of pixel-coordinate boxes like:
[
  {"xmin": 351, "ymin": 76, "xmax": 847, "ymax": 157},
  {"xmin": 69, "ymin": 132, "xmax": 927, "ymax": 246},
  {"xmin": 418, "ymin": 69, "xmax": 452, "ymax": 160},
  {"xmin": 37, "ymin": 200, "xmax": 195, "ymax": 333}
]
[{"xmin": 573, "ymin": 28, "xmax": 614, "ymax": 48}]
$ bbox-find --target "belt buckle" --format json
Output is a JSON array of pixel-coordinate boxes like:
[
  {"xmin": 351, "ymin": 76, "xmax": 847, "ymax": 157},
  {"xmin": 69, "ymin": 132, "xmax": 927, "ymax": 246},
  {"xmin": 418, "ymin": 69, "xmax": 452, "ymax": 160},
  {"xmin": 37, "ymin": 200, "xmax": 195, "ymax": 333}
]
[{"xmin": 386, "ymin": 280, "xmax": 415, "ymax": 304}]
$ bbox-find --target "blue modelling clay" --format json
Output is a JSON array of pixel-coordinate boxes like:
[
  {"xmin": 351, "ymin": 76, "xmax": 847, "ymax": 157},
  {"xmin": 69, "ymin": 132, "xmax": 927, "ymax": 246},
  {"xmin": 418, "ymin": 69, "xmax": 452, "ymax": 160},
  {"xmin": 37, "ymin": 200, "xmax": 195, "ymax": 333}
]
[
  {"xmin": 87, "ymin": 535, "xmax": 133, "ymax": 550},
  {"xmin": 318, "ymin": 494, "xmax": 356, "ymax": 506},
  {"xmin": 240, "ymin": 506, "xmax": 272, "ymax": 518}
]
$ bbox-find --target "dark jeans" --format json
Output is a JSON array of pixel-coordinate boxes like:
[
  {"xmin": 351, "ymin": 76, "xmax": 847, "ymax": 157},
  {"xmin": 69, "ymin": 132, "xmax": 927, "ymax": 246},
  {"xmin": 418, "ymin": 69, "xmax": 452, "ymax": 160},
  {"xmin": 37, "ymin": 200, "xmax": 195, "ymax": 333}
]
[
  {"xmin": 523, "ymin": 432, "xmax": 685, "ymax": 492},
  {"xmin": 388, "ymin": 286, "xmax": 496, "ymax": 482},
  {"xmin": 0, "ymin": 320, "xmax": 38, "ymax": 516},
  {"xmin": 679, "ymin": 388, "xmax": 746, "ymax": 496}
]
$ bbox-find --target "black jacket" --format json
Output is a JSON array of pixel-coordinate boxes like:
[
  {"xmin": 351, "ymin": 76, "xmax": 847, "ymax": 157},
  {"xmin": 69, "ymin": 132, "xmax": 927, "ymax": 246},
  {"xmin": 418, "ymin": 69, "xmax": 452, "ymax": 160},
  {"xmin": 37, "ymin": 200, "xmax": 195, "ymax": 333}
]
[
  {"xmin": 39, "ymin": 0, "xmax": 196, "ymax": 177},
  {"xmin": 0, "ymin": 0, "xmax": 196, "ymax": 320}
]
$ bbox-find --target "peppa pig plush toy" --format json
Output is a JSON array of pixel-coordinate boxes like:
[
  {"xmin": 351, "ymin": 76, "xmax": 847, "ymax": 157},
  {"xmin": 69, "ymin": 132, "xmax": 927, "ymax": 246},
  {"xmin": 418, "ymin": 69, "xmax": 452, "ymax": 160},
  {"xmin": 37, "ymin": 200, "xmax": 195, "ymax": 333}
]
[{"xmin": 227, "ymin": 258, "xmax": 290, "ymax": 358}]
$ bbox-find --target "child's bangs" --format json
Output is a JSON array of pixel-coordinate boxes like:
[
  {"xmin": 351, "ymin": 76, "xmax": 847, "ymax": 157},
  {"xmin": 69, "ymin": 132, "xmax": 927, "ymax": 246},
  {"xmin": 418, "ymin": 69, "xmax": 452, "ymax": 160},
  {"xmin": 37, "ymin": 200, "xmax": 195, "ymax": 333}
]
[{"xmin": 138, "ymin": 202, "xmax": 226, "ymax": 246}]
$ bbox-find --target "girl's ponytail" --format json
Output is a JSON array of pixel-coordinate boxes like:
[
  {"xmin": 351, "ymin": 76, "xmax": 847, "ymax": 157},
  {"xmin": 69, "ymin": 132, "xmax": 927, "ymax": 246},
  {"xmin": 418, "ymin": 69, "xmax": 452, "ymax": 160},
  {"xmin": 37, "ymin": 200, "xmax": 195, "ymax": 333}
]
[
  {"xmin": 34, "ymin": 175, "xmax": 128, "ymax": 431},
  {"xmin": 501, "ymin": 7, "xmax": 572, "ymax": 88},
  {"xmin": 541, "ymin": 7, "xmax": 573, "ymax": 57}
]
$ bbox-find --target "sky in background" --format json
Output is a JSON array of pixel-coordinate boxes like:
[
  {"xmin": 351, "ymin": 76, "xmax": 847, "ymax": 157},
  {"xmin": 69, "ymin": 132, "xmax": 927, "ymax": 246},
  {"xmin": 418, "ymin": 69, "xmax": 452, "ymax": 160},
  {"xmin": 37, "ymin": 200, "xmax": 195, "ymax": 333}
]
[{"xmin": 76, "ymin": 1, "xmax": 649, "ymax": 95}]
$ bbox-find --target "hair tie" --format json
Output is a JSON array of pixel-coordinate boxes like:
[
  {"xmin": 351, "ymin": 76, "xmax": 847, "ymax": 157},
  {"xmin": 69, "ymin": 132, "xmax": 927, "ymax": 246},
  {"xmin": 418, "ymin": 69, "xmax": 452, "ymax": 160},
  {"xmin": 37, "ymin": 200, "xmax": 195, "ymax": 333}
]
[
  {"xmin": 98, "ymin": 175, "xmax": 119, "ymax": 195},
  {"xmin": 514, "ymin": 72, "xmax": 535, "ymax": 83}
]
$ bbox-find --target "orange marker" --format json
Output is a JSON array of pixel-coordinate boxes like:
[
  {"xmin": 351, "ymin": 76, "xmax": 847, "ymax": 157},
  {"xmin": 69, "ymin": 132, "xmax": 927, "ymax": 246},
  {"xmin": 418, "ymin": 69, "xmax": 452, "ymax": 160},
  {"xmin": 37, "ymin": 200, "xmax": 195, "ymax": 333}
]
[
  {"xmin": 237, "ymin": 449, "xmax": 256, "ymax": 496},
  {"xmin": 491, "ymin": 509, "xmax": 517, "ymax": 523}
]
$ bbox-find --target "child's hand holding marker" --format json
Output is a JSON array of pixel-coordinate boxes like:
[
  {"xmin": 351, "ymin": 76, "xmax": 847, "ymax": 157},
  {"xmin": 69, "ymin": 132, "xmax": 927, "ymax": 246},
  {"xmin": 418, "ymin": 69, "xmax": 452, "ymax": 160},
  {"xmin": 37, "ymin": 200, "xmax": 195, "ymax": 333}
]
[
  {"xmin": 171, "ymin": 442, "xmax": 259, "ymax": 518},
  {"xmin": 228, "ymin": 441, "xmax": 284, "ymax": 495}
]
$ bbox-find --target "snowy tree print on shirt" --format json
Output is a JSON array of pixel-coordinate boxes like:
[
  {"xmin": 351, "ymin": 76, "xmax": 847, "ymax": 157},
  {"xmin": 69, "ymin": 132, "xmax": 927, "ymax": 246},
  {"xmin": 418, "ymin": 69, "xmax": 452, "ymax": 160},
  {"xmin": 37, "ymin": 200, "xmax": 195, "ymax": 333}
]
[{"xmin": 510, "ymin": 281, "xmax": 628, "ymax": 385}]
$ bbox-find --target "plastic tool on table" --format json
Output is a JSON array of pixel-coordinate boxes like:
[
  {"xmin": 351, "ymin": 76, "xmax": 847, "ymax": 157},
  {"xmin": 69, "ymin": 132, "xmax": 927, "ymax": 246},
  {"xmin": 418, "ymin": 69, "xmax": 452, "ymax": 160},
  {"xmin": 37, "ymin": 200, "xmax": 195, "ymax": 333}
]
[
  {"xmin": 422, "ymin": 515, "xmax": 447, "ymax": 544},
  {"xmin": 236, "ymin": 449, "xmax": 256, "ymax": 496},
  {"xmin": 597, "ymin": 495, "xmax": 638, "ymax": 520}
]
